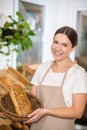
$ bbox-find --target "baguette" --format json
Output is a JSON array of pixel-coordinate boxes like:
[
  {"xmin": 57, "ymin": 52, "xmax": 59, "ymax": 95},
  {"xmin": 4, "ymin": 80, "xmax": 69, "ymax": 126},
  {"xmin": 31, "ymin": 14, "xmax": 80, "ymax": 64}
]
[
  {"xmin": 8, "ymin": 67, "xmax": 32, "ymax": 86},
  {"xmin": 0, "ymin": 77, "xmax": 13, "ymax": 91},
  {"xmin": 9, "ymin": 84, "xmax": 33, "ymax": 116}
]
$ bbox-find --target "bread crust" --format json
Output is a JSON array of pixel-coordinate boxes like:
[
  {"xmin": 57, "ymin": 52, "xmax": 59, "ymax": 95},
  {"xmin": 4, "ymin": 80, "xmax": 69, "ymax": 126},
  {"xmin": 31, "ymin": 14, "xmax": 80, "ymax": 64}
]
[{"xmin": 9, "ymin": 84, "xmax": 33, "ymax": 116}]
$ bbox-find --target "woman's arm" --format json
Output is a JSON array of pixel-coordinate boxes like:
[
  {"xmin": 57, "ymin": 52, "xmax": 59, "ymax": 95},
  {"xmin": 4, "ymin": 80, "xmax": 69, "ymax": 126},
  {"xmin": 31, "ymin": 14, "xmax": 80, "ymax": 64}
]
[
  {"xmin": 30, "ymin": 85, "xmax": 38, "ymax": 97},
  {"xmin": 47, "ymin": 93, "xmax": 87, "ymax": 118},
  {"xmin": 24, "ymin": 93, "xmax": 87, "ymax": 123}
]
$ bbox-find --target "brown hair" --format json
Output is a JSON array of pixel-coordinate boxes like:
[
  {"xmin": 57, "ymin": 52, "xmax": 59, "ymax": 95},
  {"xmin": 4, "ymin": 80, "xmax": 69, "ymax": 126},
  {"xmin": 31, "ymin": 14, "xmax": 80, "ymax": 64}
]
[{"xmin": 54, "ymin": 26, "xmax": 78, "ymax": 47}]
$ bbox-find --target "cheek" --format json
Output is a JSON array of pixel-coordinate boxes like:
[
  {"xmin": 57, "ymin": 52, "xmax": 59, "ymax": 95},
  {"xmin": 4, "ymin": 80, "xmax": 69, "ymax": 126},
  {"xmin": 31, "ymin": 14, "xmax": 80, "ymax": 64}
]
[
  {"xmin": 51, "ymin": 44, "xmax": 52, "ymax": 51},
  {"xmin": 63, "ymin": 47, "xmax": 73, "ymax": 54},
  {"xmin": 61, "ymin": 46, "xmax": 71, "ymax": 53},
  {"xmin": 51, "ymin": 44, "xmax": 54, "ymax": 51},
  {"xmin": 51, "ymin": 43, "xmax": 57, "ymax": 50}
]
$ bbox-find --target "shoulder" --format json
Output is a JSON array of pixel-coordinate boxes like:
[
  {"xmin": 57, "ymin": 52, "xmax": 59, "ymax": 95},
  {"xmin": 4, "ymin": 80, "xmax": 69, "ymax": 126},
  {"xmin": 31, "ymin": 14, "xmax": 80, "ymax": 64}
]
[
  {"xmin": 75, "ymin": 64, "xmax": 86, "ymax": 71},
  {"xmin": 33, "ymin": 61, "xmax": 52, "ymax": 76},
  {"xmin": 37, "ymin": 61, "xmax": 52, "ymax": 70},
  {"xmin": 75, "ymin": 64, "xmax": 87, "ymax": 76},
  {"xmin": 68, "ymin": 64, "xmax": 87, "ymax": 86},
  {"xmin": 67, "ymin": 63, "xmax": 87, "ymax": 82},
  {"xmin": 69, "ymin": 64, "xmax": 86, "ymax": 75},
  {"xmin": 31, "ymin": 61, "xmax": 52, "ymax": 85}
]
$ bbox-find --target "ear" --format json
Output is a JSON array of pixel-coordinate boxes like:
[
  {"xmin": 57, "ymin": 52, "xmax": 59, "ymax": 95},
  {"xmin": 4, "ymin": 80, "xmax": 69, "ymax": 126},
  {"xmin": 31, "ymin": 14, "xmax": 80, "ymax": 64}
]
[{"xmin": 71, "ymin": 46, "xmax": 77, "ymax": 52}]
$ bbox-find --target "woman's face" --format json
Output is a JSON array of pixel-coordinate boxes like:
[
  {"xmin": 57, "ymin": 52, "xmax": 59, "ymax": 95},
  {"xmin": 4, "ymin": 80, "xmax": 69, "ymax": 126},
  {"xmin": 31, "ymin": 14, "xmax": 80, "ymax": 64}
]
[{"xmin": 51, "ymin": 33, "xmax": 75, "ymax": 61}]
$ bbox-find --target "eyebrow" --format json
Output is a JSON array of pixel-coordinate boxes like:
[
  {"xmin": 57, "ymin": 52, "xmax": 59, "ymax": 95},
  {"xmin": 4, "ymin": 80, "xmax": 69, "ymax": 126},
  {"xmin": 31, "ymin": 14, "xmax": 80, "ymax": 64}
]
[
  {"xmin": 53, "ymin": 39, "xmax": 70, "ymax": 45},
  {"xmin": 62, "ymin": 42, "xmax": 69, "ymax": 44}
]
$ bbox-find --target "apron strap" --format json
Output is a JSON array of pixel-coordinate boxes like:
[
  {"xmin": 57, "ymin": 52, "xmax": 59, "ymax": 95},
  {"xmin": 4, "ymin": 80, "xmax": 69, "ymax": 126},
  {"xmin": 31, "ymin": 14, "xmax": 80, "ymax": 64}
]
[
  {"xmin": 60, "ymin": 70, "xmax": 68, "ymax": 87},
  {"xmin": 39, "ymin": 60, "xmax": 68, "ymax": 87},
  {"xmin": 39, "ymin": 64, "xmax": 52, "ymax": 86},
  {"xmin": 38, "ymin": 61, "xmax": 69, "ymax": 98}
]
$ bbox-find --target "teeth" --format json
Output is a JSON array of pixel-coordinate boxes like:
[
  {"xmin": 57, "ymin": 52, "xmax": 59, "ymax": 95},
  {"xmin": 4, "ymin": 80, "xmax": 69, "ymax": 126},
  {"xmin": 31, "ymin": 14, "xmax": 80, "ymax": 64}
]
[{"xmin": 54, "ymin": 51, "xmax": 62, "ymax": 56}]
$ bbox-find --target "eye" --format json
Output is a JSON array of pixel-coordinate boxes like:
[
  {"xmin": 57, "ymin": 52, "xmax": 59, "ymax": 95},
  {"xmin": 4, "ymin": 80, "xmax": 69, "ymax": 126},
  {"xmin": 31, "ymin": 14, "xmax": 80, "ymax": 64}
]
[
  {"xmin": 53, "ymin": 40, "xmax": 58, "ymax": 44},
  {"xmin": 62, "ymin": 43, "xmax": 68, "ymax": 47}
]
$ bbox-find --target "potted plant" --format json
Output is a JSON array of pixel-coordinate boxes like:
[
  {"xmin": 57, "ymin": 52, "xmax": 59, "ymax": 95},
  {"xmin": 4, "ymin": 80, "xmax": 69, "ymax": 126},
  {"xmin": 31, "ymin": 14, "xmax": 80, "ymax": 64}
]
[{"xmin": 0, "ymin": 11, "xmax": 35, "ymax": 56}]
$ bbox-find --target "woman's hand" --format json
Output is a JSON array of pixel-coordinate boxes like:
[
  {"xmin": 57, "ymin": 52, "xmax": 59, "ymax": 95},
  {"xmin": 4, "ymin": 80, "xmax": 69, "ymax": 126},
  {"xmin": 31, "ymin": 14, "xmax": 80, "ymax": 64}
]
[{"xmin": 24, "ymin": 108, "xmax": 47, "ymax": 124}]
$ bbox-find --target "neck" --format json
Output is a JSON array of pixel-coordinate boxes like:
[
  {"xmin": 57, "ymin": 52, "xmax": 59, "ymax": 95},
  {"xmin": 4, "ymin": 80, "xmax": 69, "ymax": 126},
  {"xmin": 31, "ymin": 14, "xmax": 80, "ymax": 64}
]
[
  {"xmin": 56, "ymin": 58, "xmax": 73, "ymax": 67},
  {"xmin": 52, "ymin": 58, "xmax": 76, "ymax": 73}
]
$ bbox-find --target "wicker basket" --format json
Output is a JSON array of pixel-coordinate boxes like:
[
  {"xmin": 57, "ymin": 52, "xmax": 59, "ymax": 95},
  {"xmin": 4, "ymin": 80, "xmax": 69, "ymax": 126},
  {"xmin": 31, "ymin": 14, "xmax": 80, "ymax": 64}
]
[{"xmin": 0, "ymin": 93, "xmax": 42, "ymax": 122}]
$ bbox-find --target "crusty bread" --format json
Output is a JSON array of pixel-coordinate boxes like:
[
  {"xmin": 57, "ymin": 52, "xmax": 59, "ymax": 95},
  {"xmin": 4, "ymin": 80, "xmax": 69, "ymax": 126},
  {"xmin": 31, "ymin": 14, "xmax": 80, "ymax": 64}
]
[
  {"xmin": 0, "ymin": 77, "xmax": 14, "ymax": 91},
  {"xmin": 8, "ymin": 67, "xmax": 32, "ymax": 86},
  {"xmin": 9, "ymin": 84, "xmax": 33, "ymax": 116}
]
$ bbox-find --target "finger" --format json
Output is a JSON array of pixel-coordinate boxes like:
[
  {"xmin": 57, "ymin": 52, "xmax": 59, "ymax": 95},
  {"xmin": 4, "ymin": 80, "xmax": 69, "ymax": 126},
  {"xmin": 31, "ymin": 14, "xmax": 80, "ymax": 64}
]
[
  {"xmin": 24, "ymin": 114, "xmax": 36, "ymax": 124},
  {"xmin": 24, "ymin": 119, "xmax": 30, "ymax": 124},
  {"xmin": 28, "ymin": 110, "xmax": 38, "ymax": 118}
]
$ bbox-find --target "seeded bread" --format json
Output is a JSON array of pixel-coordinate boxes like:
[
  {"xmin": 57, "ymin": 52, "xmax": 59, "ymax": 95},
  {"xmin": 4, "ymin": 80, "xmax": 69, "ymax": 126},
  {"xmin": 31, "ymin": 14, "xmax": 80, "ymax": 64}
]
[{"xmin": 9, "ymin": 84, "xmax": 33, "ymax": 116}]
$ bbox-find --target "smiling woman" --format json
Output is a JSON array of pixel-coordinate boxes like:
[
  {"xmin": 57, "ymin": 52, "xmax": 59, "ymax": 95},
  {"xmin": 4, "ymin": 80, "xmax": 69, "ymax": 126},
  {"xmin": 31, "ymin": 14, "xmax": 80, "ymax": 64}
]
[
  {"xmin": 23, "ymin": 26, "xmax": 87, "ymax": 130},
  {"xmin": 51, "ymin": 34, "xmax": 75, "ymax": 70}
]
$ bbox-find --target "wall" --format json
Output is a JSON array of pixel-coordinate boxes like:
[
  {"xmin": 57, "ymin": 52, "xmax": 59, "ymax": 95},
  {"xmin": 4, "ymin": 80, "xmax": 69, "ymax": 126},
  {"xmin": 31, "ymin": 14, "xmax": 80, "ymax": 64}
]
[{"xmin": 0, "ymin": 0, "xmax": 13, "ymax": 15}]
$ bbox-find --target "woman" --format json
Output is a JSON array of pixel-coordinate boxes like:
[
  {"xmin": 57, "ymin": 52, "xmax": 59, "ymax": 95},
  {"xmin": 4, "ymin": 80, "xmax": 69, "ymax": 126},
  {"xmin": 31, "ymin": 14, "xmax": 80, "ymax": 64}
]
[{"xmin": 24, "ymin": 26, "xmax": 87, "ymax": 130}]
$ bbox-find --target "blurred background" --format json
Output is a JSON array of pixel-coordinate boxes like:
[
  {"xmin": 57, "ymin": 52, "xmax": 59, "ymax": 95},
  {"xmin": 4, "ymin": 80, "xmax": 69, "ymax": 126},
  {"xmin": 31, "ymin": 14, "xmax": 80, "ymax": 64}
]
[{"xmin": 0, "ymin": 0, "xmax": 87, "ymax": 71}]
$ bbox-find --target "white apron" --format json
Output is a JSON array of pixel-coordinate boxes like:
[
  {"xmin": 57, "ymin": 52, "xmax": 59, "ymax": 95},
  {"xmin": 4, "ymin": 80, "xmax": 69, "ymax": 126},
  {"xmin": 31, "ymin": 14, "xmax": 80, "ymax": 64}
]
[{"xmin": 30, "ymin": 65, "xmax": 74, "ymax": 130}]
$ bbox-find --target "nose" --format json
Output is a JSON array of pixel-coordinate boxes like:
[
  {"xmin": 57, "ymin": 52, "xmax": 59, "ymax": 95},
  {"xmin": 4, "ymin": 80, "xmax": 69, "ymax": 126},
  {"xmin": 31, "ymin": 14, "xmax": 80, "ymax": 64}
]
[{"xmin": 56, "ymin": 44, "xmax": 61, "ymax": 50}]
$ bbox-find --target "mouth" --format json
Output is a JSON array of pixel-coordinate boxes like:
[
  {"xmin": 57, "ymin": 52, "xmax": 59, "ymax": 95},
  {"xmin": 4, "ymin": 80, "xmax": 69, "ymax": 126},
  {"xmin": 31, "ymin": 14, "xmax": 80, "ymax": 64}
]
[{"xmin": 53, "ymin": 50, "xmax": 63, "ymax": 57}]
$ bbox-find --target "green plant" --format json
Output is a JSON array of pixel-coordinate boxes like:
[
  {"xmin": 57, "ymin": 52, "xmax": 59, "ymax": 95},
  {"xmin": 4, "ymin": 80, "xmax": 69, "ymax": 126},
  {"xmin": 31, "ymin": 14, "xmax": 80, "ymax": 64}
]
[{"xmin": 0, "ymin": 11, "xmax": 35, "ymax": 56}]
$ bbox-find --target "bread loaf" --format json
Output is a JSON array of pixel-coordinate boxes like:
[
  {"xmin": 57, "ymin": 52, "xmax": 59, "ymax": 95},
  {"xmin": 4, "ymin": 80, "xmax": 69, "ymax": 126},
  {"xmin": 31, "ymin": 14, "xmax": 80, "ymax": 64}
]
[
  {"xmin": 9, "ymin": 84, "xmax": 33, "ymax": 116},
  {"xmin": 0, "ymin": 77, "xmax": 13, "ymax": 91}
]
